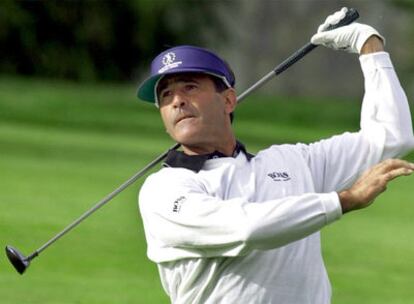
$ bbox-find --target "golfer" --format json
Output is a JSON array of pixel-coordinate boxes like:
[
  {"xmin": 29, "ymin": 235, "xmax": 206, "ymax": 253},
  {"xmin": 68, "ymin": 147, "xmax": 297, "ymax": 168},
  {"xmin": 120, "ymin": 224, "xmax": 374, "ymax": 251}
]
[{"xmin": 137, "ymin": 8, "xmax": 414, "ymax": 304}]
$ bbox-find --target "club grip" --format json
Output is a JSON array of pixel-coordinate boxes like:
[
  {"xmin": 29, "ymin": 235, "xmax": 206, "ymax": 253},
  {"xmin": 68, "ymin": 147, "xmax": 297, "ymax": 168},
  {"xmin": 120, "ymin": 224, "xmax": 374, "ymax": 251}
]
[{"xmin": 325, "ymin": 8, "xmax": 359, "ymax": 31}]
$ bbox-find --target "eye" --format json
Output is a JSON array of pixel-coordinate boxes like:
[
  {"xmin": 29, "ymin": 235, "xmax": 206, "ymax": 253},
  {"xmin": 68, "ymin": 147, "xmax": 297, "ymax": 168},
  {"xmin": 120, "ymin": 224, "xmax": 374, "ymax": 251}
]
[
  {"xmin": 184, "ymin": 83, "xmax": 198, "ymax": 92},
  {"xmin": 157, "ymin": 89, "xmax": 172, "ymax": 106},
  {"xmin": 161, "ymin": 89, "xmax": 172, "ymax": 99}
]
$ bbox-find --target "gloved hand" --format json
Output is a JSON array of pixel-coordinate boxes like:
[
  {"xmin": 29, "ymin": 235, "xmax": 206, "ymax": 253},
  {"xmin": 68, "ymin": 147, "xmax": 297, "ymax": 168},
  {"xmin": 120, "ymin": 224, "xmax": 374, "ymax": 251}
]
[{"xmin": 311, "ymin": 7, "xmax": 385, "ymax": 54}]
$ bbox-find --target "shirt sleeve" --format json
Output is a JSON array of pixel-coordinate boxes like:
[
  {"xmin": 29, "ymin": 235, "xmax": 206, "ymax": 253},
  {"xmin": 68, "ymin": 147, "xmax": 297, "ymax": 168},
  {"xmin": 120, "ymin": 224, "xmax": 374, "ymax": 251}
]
[
  {"xmin": 301, "ymin": 52, "xmax": 414, "ymax": 193},
  {"xmin": 139, "ymin": 171, "xmax": 341, "ymax": 263}
]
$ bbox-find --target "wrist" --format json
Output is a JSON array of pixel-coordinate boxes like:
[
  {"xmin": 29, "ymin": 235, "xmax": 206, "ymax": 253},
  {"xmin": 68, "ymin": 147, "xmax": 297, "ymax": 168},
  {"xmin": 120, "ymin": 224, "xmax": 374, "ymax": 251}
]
[
  {"xmin": 360, "ymin": 35, "xmax": 384, "ymax": 55},
  {"xmin": 338, "ymin": 190, "xmax": 353, "ymax": 214}
]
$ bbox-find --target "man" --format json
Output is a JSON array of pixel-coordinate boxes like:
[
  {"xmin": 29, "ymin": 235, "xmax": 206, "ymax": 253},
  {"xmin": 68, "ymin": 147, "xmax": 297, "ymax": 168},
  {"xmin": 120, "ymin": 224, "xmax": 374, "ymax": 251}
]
[{"xmin": 137, "ymin": 8, "xmax": 414, "ymax": 304}]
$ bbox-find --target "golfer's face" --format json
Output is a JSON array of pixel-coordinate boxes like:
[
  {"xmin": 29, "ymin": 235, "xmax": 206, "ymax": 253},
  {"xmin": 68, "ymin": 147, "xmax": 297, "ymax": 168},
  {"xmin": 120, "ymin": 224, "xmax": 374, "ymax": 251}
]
[{"xmin": 158, "ymin": 74, "xmax": 230, "ymax": 148}]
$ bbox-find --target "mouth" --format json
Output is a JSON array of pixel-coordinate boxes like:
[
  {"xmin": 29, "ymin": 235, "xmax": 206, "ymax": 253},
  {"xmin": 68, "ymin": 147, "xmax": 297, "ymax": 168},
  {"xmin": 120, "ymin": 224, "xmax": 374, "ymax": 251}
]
[{"xmin": 175, "ymin": 115, "xmax": 195, "ymax": 125}]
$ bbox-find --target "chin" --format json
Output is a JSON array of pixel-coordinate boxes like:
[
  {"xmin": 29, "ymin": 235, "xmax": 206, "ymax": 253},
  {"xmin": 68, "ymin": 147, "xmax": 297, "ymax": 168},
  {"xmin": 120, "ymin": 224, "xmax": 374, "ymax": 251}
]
[
  {"xmin": 173, "ymin": 131, "xmax": 205, "ymax": 147},
  {"xmin": 171, "ymin": 126, "xmax": 199, "ymax": 142}
]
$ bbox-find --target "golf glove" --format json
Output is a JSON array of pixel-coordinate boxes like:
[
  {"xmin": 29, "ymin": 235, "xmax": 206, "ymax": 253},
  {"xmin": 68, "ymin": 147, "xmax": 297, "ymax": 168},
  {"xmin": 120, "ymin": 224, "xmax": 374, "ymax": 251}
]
[{"xmin": 311, "ymin": 7, "xmax": 385, "ymax": 54}]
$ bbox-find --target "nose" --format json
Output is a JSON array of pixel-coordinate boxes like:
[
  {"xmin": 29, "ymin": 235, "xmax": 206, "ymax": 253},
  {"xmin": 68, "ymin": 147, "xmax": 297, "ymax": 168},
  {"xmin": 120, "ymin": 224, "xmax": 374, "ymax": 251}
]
[{"xmin": 171, "ymin": 91, "xmax": 187, "ymax": 108}]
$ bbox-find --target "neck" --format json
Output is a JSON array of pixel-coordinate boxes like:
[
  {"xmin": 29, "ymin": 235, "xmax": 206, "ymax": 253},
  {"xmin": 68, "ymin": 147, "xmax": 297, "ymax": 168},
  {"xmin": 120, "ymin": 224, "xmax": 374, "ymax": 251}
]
[{"xmin": 182, "ymin": 135, "xmax": 237, "ymax": 156}]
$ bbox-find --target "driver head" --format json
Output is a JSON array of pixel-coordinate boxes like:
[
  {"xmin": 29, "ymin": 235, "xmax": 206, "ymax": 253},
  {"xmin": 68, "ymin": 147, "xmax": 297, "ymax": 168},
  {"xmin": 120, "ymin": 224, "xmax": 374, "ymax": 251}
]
[{"xmin": 5, "ymin": 246, "xmax": 30, "ymax": 274}]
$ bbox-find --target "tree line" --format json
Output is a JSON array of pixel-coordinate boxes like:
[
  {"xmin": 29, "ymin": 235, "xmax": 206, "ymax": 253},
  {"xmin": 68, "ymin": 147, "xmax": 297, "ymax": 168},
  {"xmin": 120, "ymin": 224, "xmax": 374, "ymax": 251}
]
[{"xmin": 0, "ymin": 0, "xmax": 230, "ymax": 82}]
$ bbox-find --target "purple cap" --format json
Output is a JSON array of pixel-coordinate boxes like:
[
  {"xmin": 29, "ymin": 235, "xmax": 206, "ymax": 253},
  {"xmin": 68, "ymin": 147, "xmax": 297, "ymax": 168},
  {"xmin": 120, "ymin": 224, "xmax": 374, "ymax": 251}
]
[{"xmin": 137, "ymin": 45, "xmax": 235, "ymax": 106}]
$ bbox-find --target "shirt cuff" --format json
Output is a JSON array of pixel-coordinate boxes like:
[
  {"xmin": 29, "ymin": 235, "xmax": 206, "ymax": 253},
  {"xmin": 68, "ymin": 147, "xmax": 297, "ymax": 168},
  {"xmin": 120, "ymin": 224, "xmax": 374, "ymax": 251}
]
[
  {"xmin": 321, "ymin": 192, "xmax": 343, "ymax": 224},
  {"xmin": 359, "ymin": 51, "xmax": 393, "ymax": 72}
]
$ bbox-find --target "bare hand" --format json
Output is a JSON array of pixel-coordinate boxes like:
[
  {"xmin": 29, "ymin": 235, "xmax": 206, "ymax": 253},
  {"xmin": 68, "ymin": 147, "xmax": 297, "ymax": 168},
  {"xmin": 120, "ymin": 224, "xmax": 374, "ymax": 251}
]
[{"xmin": 339, "ymin": 159, "xmax": 414, "ymax": 213}]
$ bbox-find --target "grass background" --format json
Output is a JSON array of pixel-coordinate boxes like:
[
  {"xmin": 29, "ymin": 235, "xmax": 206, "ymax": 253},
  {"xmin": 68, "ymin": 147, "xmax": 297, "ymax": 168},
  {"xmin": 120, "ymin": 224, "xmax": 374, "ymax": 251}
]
[{"xmin": 0, "ymin": 76, "xmax": 413, "ymax": 303}]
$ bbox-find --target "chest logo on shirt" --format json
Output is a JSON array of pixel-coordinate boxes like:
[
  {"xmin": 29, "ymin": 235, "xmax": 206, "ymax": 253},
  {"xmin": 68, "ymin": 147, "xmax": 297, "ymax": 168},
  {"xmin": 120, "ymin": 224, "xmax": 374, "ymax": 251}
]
[
  {"xmin": 172, "ymin": 196, "xmax": 186, "ymax": 213},
  {"xmin": 267, "ymin": 171, "xmax": 291, "ymax": 182}
]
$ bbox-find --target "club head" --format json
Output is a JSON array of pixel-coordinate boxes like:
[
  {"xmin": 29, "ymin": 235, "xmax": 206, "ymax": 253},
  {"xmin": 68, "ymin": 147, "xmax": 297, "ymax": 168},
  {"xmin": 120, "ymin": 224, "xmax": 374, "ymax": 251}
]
[{"xmin": 5, "ymin": 246, "xmax": 30, "ymax": 274}]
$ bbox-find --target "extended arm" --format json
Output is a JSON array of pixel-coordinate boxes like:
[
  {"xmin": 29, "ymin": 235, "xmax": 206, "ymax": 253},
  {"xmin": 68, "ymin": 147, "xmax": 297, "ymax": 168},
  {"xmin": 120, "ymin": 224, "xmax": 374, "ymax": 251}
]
[{"xmin": 139, "ymin": 172, "xmax": 341, "ymax": 263}]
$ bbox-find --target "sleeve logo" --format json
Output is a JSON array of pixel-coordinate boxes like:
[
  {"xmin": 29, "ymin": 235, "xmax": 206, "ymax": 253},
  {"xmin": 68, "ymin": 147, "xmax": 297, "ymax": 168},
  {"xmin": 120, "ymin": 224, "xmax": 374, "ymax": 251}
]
[{"xmin": 172, "ymin": 196, "xmax": 186, "ymax": 213}]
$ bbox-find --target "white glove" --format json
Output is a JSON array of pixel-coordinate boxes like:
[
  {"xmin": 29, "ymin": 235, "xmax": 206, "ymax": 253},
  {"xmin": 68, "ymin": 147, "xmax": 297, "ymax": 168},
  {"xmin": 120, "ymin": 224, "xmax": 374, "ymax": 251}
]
[{"xmin": 311, "ymin": 7, "xmax": 385, "ymax": 54}]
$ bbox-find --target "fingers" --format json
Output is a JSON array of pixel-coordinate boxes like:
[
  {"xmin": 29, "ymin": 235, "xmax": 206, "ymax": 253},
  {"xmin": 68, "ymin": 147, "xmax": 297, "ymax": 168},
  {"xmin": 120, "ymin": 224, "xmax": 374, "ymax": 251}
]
[
  {"xmin": 339, "ymin": 159, "xmax": 414, "ymax": 214},
  {"xmin": 318, "ymin": 7, "xmax": 348, "ymax": 33},
  {"xmin": 385, "ymin": 166, "xmax": 414, "ymax": 182},
  {"xmin": 311, "ymin": 8, "xmax": 384, "ymax": 54},
  {"xmin": 375, "ymin": 159, "xmax": 414, "ymax": 182},
  {"xmin": 360, "ymin": 158, "xmax": 414, "ymax": 200},
  {"xmin": 310, "ymin": 31, "xmax": 330, "ymax": 46},
  {"xmin": 375, "ymin": 158, "xmax": 414, "ymax": 173}
]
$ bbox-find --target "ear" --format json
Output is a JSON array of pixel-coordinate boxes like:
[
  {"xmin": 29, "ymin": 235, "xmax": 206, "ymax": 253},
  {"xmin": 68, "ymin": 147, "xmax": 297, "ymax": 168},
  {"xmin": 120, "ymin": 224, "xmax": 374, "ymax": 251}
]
[{"xmin": 221, "ymin": 88, "xmax": 237, "ymax": 115}]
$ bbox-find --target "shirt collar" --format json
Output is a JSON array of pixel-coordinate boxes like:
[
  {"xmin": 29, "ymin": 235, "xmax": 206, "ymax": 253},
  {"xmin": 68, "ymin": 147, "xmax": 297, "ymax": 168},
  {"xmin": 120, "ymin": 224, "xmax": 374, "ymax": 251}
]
[{"xmin": 163, "ymin": 141, "xmax": 254, "ymax": 172}]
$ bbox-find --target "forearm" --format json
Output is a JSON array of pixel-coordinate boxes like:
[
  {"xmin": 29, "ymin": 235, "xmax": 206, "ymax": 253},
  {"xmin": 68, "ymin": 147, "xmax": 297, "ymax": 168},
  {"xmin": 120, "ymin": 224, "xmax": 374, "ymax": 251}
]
[
  {"xmin": 360, "ymin": 51, "xmax": 414, "ymax": 159},
  {"xmin": 140, "ymin": 180, "xmax": 342, "ymax": 262},
  {"xmin": 243, "ymin": 192, "xmax": 341, "ymax": 249}
]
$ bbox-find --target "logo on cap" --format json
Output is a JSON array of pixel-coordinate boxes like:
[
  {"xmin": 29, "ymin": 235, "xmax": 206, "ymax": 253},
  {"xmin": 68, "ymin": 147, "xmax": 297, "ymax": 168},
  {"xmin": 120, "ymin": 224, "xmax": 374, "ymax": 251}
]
[
  {"xmin": 158, "ymin": 52, "xmax": 183, "ymax": 74},
  {"xmin": 162, "ymin": 52, "xmax": 176, "ymax": 65}
]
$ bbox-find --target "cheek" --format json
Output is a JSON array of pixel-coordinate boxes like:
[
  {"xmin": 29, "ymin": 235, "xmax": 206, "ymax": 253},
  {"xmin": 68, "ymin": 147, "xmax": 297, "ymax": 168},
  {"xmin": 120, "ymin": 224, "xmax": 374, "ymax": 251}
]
[
  {"xmin": 201, "ymin": 97, "xmax": 226, "ymax": 122},
  {"xmin": 160, "ymin": 109, "xmax": 173, "ymax": 132}
]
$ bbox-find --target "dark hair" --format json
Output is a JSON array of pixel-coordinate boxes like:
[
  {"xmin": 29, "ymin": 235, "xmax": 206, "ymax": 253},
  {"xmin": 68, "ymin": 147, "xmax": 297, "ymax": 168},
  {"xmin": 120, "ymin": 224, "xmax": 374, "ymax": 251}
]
[
  {"xmin": 211, "ymin": 58, "xmax": 235, "ymax": 123},
  {"xmin": 209, "ymin": 75, "xmax": 235, "ymax": 123}
]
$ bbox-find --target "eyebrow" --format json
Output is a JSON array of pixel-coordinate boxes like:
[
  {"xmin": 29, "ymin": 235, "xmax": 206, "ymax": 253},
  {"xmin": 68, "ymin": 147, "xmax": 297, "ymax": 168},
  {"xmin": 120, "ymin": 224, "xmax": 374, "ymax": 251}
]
[{"xmin": 157, "ymin": 75, "xmax": 202, "ymax": 95}]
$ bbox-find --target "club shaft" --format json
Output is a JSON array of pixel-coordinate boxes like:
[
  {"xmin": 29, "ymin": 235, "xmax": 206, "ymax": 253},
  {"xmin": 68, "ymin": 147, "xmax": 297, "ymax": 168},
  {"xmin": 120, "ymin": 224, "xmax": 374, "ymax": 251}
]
[
  {"xmin": 33, "ymin": 142, "xmax": 180, "ymax": 257},
  {"xmin": 237, "ymin": 43, "xmax": 317, "ymax": 102}
]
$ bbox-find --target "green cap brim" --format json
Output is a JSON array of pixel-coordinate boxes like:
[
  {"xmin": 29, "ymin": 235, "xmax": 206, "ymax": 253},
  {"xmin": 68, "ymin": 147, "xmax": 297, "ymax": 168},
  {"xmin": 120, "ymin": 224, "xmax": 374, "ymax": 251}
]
[{"xmin": 137, "ymin": 74, "xmax": 163, "ymax": 104}]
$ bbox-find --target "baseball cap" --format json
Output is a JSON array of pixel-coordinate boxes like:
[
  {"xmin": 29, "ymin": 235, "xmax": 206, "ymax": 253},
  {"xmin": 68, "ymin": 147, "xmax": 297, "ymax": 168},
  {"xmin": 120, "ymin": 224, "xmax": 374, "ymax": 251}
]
[{"xmin": 137, "ymin": 45, "xmax": 235, "ymax": 106}]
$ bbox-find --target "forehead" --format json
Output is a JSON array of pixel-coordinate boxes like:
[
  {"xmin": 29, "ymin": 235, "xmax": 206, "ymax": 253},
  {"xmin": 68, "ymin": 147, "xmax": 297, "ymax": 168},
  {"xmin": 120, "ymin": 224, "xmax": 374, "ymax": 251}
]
[{"xmin": 157, "ymin": 72, "xmax": 212, "ymax": 92}]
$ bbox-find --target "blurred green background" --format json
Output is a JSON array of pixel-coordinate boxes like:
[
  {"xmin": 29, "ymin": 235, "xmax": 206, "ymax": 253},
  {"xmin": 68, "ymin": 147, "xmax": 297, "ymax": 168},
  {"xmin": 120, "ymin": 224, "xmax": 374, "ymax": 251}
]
[{"xmin": 1, "ymin": 1, "xmax": 414, "ymax": 303}]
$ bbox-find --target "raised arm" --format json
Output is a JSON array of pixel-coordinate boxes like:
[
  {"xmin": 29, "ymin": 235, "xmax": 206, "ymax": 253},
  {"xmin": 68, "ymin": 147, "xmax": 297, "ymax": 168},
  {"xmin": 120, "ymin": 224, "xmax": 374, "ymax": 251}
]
[{"xmin": 303, "ymin": 8, "xmax": 414, "ymax": 194}]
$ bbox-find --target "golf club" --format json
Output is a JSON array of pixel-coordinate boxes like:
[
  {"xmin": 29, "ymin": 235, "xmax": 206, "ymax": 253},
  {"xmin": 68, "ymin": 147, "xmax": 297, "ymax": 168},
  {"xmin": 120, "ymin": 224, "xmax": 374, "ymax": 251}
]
[{"xmin": 5, "ymin": 8, "xmax": 359, "ymax": 275}]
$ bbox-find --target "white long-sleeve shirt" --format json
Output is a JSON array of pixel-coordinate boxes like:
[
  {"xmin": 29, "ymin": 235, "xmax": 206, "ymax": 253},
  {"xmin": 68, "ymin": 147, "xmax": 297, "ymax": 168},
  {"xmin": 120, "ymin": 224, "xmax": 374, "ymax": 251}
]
[{"xmin": 138, "ymin": 52, "xmax": 414, "ymax": 304}]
